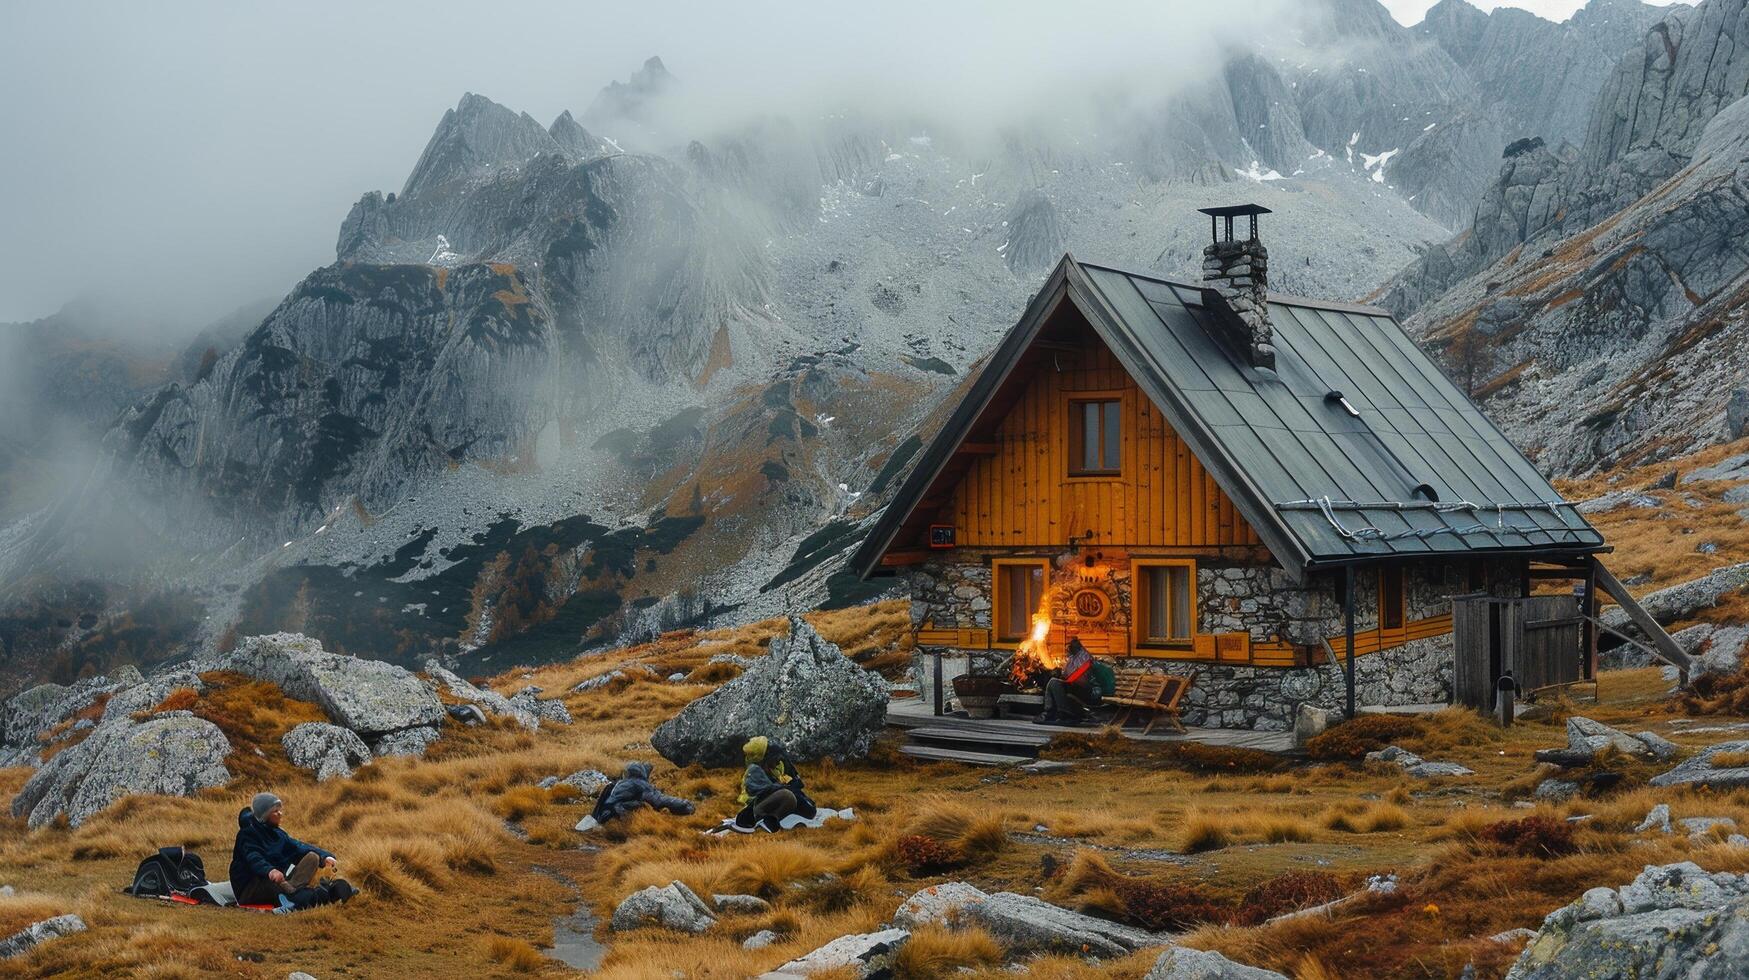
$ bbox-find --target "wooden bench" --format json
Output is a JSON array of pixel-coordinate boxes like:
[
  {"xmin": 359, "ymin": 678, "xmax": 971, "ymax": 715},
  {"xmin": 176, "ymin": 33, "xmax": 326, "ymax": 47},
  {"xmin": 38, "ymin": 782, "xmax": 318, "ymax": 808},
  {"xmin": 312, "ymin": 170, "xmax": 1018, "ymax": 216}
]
[{"xmin": 1104, "ymin": 668, "xmax": 1197, "ymax": 735}]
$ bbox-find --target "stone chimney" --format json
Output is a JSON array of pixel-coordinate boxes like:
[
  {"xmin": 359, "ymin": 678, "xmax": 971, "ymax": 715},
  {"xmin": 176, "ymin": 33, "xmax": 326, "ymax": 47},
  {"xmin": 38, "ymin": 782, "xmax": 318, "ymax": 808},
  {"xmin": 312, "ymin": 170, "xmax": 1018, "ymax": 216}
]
[{"xmin": 1199, "ymin": 204, "xmax": 1275, "ymax": 371}]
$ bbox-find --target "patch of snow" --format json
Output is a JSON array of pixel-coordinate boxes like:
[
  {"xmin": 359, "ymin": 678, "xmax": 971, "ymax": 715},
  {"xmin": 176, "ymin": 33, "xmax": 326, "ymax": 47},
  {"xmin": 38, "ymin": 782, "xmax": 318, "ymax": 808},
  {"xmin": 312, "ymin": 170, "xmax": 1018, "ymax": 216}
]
[
  {"xmin": 1423, "ymin": 122, "xmax": 1437, "ymax": 132},
  {"xmin": 1235, "ymin": 160, "xmax": 1286, "ymax": 182},
  {"xmin": 1361, "ymin": 147, "xmax": 1400, "ymax": 184},
  {"xmin": 908, "ymin": 135, "xmax": 932, "ymax": 147}
]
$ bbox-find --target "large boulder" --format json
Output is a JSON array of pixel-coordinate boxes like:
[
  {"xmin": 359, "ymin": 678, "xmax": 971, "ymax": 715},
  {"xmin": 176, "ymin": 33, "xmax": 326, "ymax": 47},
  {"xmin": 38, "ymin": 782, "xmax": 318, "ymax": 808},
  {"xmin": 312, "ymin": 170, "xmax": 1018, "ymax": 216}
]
[
  {"xmin": 1649, "ymin": 739, "xmax": 1749, "ymax": 790},
  {"xmin": 98, "ymin": 670, "xmax": 205, "ymax": 727},
  {"xmin": 1505, "ymin": 863, "xmax": 1749, "ymax": 978},
  {"xmin": 610, "ymin": 880, "xmax": 717, "ymax": 934},
  {"xmin": 1147, "ymin": 948, "xmax": 1290, "ymax": 980},
  {"xmin": 651, "ymin": 617, "xmax": 888, "ymax": 767},
  {"xmin": 226, "ymin": 634, "xmax": 442, "ymax": 737},
  {"xmin": 961, "ymin": 891, "xmax": 1168, "ymax": 959},
  {"xmin": 1598, "ymin": 562, "xmax": 1749, "ymax": 636},
  {"xmin": 0, "ymin": 914, "xmax": 87, "ymax": 959},
  {"xmin": 282, "ymin": 722, "xmax": 372, "ymax": 780},
  {"xmin": 11, "ymin": 711, "xmax": 231, "ymax": 828},
  {"xmin": 759, "ymin": 929, "xmax": 909, "ymax": 979}
]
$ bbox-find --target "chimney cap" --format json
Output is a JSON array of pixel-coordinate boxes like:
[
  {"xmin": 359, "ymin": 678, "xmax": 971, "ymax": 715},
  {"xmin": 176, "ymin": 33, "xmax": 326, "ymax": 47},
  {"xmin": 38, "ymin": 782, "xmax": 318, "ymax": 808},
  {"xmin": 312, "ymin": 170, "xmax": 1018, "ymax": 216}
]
[{"xmin": 1197, "ymin": 203, "xmax": 1272, "ymax": 218}]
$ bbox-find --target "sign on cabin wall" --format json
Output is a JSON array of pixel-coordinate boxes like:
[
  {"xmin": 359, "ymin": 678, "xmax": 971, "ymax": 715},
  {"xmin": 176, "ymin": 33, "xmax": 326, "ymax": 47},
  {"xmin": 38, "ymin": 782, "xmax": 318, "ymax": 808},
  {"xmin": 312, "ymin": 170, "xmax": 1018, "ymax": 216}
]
[
  {"xmin": 1047, "ymin": 570, "xmax": 1123, "ymax": 647},
  {"xmin": 928, "ymin": 524, "xmax": 956, "ymax": 549}
]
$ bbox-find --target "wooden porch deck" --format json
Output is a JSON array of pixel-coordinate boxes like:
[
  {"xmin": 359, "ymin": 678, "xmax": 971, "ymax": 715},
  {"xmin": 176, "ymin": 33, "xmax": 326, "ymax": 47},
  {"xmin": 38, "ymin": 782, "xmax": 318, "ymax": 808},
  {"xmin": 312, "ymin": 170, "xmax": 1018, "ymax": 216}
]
[{"xmin": 886, "ymin": 697, "xmax": 1297, "ymax": 753}]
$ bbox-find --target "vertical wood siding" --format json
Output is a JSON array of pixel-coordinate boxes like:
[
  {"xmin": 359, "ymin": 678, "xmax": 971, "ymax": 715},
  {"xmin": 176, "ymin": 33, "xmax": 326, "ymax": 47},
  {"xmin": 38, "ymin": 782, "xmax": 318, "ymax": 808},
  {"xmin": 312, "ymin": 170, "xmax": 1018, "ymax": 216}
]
[{"xmin": 947, "ymin": 340, "xmax": 1260, "ymax": 547}]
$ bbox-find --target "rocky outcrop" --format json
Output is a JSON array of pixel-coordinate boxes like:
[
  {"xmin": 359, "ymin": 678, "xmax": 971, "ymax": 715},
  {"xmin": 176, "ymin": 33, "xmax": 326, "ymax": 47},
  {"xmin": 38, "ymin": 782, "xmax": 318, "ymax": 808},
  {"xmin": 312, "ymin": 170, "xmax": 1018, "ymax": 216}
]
[
  {"xmin": 507, "ymin": 687, "xmax": 570, "ymax": 725},
  {"xmin": 425, "ymin": 662, "xmax": 537, "ymax": 729},
  {"xmin": 225, "ymin": 634, "xmax": 443, "ymax": 739},
  {"xmin": 1535, "ymin": 717, "xmax": 1678, "ymax": 767},
  {"xmin": 1650, "ymin": 740, "xmax": 1749, "ymax": 790},
  {"xmin": 964, "ymin": 891, "xmax": 1166, "ymax": 959},
  {"xmin": 12, "ymin": 711, "xmax": 230, "ymax": 828},
  {"xmin": 760, "ymin": 929, "xmax": 909, "ymax": 979},
  {"xmin": 893, "ymin": 881, "xmax": 989, "ymax": 929},
  {"xmin": 652, "ymin": 617, "xmax": 887, "ymax": 767},
  {"xmin": 371, "ymin": 726, "xmax": 441, "ymax": 759},
  {"xmin": 1366, "ymin": 744, "xmax": 1475, "ymax": 778},
  {"xmin": 1505, "ymin": 862, "xmax": 1749, "ymax": 978},
  {"xmin": 0, "ymin": 914, "xmax": 87, "ymax": 959},
  {"xmin": 282, "ymin": 722, "xmax": 372, "ymax": 781},
  {"xmin": 400, "ymin": 92, "xmax": 564, "ymax": 200},
  {"xmin": 610, "ymin": 880, "xmax": 717, "ymax": 934},
  {"xmin": 1146, "ymin": 947, "xmax": 1289, "ymax": 980},
  {"xmin": 0, "ymin": 666, "xmax": 144, "ymax": 765},
  {"xmin": 1599, "ymin": 563, "xmax": 1749, "ymax": 636}
]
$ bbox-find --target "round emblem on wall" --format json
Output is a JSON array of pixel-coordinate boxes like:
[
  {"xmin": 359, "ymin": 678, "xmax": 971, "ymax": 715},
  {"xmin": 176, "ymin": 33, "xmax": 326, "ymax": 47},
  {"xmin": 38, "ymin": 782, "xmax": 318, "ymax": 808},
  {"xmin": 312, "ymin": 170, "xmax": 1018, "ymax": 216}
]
[
  {"xmin": 1069, "ymin": 588, "xmax": 1111, "ymax": 623},
  {"xmin": 1279, "ymin": 669, "xmax": 1324, "ymax": 702}
]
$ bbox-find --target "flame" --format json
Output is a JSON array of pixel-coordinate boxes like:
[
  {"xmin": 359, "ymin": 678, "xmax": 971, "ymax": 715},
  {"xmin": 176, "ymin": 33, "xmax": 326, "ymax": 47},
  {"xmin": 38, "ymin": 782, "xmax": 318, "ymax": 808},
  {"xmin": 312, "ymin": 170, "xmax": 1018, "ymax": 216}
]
[{"xmin": 1009, "ymin": 608, "xmax": 1061, "ymax": 687}]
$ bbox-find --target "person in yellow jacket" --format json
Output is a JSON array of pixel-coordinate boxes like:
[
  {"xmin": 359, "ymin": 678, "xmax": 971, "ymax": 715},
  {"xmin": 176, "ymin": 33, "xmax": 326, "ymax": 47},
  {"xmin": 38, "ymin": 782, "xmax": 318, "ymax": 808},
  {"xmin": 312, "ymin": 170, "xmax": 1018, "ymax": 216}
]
[{"xmin": 733, "ymin": 736, "xmax": 816, "ymax": 832}]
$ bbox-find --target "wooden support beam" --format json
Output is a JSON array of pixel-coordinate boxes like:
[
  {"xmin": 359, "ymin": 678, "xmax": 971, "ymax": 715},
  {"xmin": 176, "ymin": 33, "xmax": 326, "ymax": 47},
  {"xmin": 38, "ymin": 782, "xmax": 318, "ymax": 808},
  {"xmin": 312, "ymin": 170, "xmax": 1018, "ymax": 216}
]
[{"xmin": 1594, "ymin": 561, "xmax": 1692, "ymax": 684}]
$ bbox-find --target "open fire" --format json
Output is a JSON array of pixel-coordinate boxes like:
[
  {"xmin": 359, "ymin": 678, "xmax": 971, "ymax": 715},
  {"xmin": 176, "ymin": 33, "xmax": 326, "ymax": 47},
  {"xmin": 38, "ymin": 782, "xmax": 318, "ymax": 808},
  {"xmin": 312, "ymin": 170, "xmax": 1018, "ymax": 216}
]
[{"xmin": 1008, "ymin": 610, "xmax": 1060, "ymax": 689}]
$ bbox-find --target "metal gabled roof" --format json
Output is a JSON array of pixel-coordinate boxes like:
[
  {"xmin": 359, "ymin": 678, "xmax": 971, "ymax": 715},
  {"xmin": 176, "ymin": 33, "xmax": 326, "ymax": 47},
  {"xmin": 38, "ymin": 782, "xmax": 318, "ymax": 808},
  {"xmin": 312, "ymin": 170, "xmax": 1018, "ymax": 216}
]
[{"xmin": 851, "ymin": 255, "xmax": 1604, "ymax": 579}]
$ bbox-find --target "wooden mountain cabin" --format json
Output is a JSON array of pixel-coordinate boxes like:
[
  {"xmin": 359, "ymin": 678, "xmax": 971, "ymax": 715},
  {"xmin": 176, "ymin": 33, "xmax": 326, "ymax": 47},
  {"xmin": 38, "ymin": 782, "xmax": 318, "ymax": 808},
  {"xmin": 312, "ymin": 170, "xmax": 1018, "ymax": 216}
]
[{"xmin": 852, "ymin": 204, "xmax": 1688, "ymax": 731}]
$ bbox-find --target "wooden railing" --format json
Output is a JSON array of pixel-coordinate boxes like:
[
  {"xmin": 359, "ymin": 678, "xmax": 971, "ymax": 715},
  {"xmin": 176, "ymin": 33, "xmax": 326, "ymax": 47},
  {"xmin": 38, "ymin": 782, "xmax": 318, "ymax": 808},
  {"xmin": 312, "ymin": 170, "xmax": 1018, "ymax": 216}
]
[{"xmin": 913, "ymin": 624, "xmax": 1309, "ymax": 667}]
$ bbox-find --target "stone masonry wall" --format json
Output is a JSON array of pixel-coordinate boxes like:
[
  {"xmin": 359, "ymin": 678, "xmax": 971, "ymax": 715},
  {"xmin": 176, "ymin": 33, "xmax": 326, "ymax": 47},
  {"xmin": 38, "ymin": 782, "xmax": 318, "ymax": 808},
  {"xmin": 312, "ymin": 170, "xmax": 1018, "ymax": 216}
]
[{"xmin": 901, "ymin": 548, "xmax": 1527, "ymax": 730}]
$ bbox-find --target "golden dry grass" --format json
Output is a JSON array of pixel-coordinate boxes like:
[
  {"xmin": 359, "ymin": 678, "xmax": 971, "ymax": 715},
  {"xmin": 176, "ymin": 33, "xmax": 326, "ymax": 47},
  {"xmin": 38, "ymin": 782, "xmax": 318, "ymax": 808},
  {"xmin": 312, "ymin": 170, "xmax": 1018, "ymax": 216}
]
[{"xmin": 3, "ymin": 592, "xmax": 1748, "ymax": 978}]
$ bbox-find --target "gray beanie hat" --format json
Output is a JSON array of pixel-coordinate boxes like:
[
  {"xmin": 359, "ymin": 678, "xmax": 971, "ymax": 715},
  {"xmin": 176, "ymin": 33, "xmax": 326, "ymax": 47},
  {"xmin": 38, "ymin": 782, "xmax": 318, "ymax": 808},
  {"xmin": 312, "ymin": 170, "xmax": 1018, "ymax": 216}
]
[{"xmin": 251, "ymin": 792, "xmax": 282, "ymax": 821}]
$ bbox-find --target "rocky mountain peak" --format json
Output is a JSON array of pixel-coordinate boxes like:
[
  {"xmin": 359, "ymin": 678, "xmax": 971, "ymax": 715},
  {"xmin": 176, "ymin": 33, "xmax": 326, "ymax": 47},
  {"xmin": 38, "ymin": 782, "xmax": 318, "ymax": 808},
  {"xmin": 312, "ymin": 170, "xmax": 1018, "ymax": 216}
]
[
  {"xmin": 584, "ymin": 54, "xmax": 675, "ymax": 131},
  {"xmin": 548, "ymin": 109, "xmax": 613, "ymax": 161},
  {"xmin": 400, "ymin": 92, "xmax": 560, "ymax": 199}
]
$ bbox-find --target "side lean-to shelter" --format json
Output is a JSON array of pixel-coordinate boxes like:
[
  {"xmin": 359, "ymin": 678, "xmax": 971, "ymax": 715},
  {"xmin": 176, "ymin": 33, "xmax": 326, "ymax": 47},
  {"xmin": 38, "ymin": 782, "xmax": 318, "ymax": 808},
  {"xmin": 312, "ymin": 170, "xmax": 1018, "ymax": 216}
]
[{"xmin": 853, "ymin": 205, "xmax": 1685, "ymax": 730}]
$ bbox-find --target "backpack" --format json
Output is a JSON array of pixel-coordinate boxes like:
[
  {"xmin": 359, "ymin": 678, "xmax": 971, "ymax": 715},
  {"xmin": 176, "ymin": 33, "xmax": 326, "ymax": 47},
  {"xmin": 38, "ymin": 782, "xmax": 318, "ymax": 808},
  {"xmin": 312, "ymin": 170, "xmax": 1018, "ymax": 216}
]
[{"xmin": 124, "ymin": 846, "xmax": 208, "ymax": 897}]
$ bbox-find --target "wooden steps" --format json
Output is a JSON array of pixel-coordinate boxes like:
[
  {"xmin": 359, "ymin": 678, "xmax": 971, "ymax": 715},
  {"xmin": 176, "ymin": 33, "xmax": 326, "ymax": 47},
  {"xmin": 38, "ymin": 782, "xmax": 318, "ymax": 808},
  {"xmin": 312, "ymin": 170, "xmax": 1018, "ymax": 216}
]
[{"xmin": 899, "ymin": 724, "xmax": 1057, "ymax": 767}]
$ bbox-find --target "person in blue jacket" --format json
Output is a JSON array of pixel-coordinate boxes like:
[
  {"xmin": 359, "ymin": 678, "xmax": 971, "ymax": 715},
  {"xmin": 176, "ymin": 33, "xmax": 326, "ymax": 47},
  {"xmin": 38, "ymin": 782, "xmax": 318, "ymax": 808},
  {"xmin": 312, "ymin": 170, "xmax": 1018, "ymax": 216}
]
[{"xmin": 230, "ymin": 792, "xmax": 339, "ymax": 906}]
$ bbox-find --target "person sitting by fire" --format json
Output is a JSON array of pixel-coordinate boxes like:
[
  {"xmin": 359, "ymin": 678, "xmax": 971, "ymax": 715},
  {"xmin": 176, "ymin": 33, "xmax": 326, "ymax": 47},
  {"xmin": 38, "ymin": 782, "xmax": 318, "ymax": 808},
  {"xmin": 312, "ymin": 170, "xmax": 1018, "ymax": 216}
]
[
  {"xmin": 731, "ymin": 735, "xmax": 818, "ymax": 832},
  {"xmin": 1035, "ymin": 637, "xmax": 1109, "ymax": 725}
]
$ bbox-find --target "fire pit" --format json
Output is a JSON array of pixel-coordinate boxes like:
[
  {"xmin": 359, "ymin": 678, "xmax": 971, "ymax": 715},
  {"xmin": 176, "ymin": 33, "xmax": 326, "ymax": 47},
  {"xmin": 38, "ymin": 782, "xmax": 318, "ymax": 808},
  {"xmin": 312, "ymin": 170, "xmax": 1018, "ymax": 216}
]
[{"xmin": 951, "ymin": 674, "xmax": 1011, "ymax": 719}]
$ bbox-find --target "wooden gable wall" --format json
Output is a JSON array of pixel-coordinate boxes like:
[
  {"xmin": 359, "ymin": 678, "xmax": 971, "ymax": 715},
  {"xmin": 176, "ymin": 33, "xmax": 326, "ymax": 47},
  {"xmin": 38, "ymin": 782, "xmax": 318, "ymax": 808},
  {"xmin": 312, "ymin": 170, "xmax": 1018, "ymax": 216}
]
[{"xmin": 944, "ymin": 335, "xmax": 1261, "ymax": 548}]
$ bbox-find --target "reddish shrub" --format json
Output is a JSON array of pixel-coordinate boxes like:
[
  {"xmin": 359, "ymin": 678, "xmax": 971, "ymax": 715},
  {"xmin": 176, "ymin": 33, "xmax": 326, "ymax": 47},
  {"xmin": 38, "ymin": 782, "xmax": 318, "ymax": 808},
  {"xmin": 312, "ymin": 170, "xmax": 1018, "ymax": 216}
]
[
  {"xmin": 1113, "ymin": 879, "xmax": 1232, "ymax": 932},
  {"xmin": 1305, "ymin": 715, "xmax": 1423, "ymax": 761},
  {"xmin": 1233, "ymin": 870, "xmax": 1347, "ymax": 925},
  {"xmin": 895, "ymin": 834, "xmax": 961, "ymax": 875},
  {"xmin": 1159, "ymin": 741, "xmax": 1285, "ymax": 773},
  {"xmin": 1481, "ymin": 816, "xmax": 1577, "ymax": 858}
]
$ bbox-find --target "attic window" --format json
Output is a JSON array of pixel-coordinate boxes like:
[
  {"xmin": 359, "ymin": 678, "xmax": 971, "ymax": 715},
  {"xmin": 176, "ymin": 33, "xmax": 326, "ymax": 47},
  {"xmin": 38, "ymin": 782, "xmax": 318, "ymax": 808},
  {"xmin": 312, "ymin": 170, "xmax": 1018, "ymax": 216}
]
[{"xmin": 1069, "ymin": 398, "xmax": 1121, "ymax": 476}]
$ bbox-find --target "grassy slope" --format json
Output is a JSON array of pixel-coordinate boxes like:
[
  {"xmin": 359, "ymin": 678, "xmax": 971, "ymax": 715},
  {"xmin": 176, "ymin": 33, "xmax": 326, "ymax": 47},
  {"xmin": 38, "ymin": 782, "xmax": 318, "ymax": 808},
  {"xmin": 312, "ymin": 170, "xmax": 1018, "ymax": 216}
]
[{"xmin": 5, "ymin": 442, "xmax": 1749, "ymax": 977}]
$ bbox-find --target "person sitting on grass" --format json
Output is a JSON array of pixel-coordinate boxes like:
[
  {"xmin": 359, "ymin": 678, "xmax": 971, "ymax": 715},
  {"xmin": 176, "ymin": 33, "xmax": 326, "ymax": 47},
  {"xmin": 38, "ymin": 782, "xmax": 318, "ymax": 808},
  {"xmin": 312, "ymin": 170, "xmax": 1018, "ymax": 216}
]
[
  {"xmin": 732, "ymin": 736, "xmax": 817, "ymax": 833},
  {"xmin": 589, "ymin": 762, "xmax": 696, "ymax": 824},
  {"xmin": 230, "ymin": 792, "xmax": 353, "ymax": 908},
  {"xmin": 1035, "ymin": 638, "xmax": 1104, "ymax": 726}
]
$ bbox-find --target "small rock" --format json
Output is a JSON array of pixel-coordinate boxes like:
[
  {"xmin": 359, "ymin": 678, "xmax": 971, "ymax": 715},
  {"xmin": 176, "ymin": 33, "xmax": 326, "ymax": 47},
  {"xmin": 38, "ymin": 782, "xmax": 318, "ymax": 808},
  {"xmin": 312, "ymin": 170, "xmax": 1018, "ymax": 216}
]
[
  {"xmin": 893, "ymin": 881, "xmax": 989, "ymax": 929},
  {"xmin": 572, "ymin": 671, "xmax": 626, "ymax": 693},
  {"xmin": 743, "ymin": 930, "xmax": 779, "ymax": 950},
  {"xmin": 1146, "ymin": 947, "xmax": 1288, "ymax": 979},
  {"xmin": 446, "ymin": 703, "xmax": 488, "ymax": 726},
  {"xmin": 1678, "ymin": 816, "xmax": 1737, "ymax": 839},
  {"xmin": 610, "ymin": 881, "xmax": 717, "ymax": 934},
  {"xmin": 1634, "ymin": 804, "xmax": 1672, "ymax": 834},
  {"xmin": 0, "ymin": 914, "xmax": 87, "ymax": 959},
  {"xmin": 1490, "ymin": 928, "xmax": 1536, "ymax": 944},
  {"xmin": 556, "ymin": 769, "xmax": 612, "ymax": 796},
  {"xmin": 1650, "ymin": 739, "xmax": 1749, "ymax": 790},
  {"xmin": 712, "ymin": 894, "xmax": 772, "ymax": 915},
  {"xmin": 760, "ymin": 928, "xmax": 909, "ymax": 979},
  {"xmin": 288, "ymin": 973, "xmax": 319, "ymax": 980},
  {"xmin": 667, "ymin": 672, "xmax": 687, "ymax": 683},
  {"xmin": 1533, "ymin": 779, "xmax": 1578, "ymax": 802},
  {"xmin": 961, "ymin": 891, "xmax": 1166, "ymax": 958}
]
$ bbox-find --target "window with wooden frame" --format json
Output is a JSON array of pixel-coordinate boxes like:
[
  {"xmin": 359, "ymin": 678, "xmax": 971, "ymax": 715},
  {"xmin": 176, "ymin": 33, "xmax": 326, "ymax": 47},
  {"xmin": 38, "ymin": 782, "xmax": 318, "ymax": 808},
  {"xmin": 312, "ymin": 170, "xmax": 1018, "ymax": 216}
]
[
  {"xmin": 992, "ymin": 559, "xmax": 1049, "ymax": 644},
  {"xmin": 1068, "ymin": 397, "xmax": 1121, "ymax": 476},
  {"xmin": 1132, "ymin": 559, "xmax": 1196, "ymax": 649},
  {"xmin": 1379, "ymin": 566, "xmax": 1406, "ymax": 631}
]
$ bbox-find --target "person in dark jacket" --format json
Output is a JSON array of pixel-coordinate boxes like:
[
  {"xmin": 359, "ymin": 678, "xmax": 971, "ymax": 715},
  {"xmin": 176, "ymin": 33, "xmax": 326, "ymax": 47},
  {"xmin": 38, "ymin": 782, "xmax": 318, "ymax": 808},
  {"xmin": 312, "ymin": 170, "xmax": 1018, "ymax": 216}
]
[
  {"xmin": 590, "ymin": 762, "xmax": 695, "ymax": 823},
  {"xmin": 1036, "ymin": 638, "xmax": 1100, "ymax": 725},
  {"xmin": 230, "ymin": 792, "xmax": 340, "ymax": 907},
  {"xmin": 732, "ymin": 736, "xmax": 816, "ymax": 832}
]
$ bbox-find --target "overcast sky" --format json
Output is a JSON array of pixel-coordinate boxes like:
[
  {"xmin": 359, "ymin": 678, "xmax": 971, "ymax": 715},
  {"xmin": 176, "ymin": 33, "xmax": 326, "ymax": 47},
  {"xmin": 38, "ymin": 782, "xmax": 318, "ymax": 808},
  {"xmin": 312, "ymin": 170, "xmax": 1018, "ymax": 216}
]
[{"xmin": 0, "ymin": 0, "xmax": 1686, "ymax": 327}]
